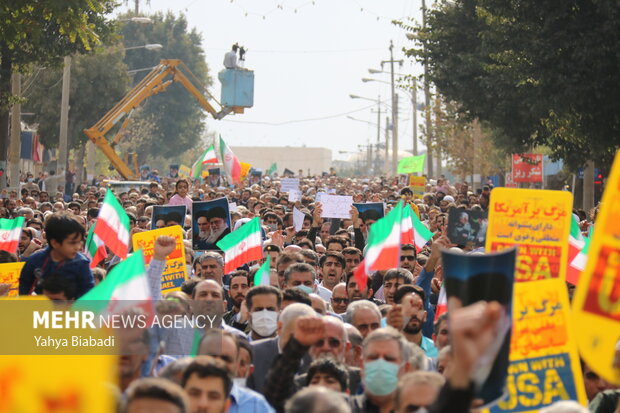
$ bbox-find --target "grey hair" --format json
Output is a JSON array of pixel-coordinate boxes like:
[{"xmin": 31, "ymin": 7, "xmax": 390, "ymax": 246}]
[
  {"xmin": 395, "ymin": 371, "xmax": 445, "ymax": 409},
  {"xmin": 362, "ymin": 327, "xmax": 411, "ymax": 362},
  {"xmin": 407, "ymin": 342, "xmax": 429, "ymax": 371},
  {"xmin": 285, "ymin": 387, "xmax": 351, "ymax": 413},
  {"xmin": 539, "ymin": 401, "xmax": 589, "ymax": 413},
  {"xmin": 344, "ymin": 300, "xmax": 381, "ymax": 324},
  {"xmin": 283, "ymin": 262, "xmax": 316, "ymax": 283},
  {"xmin": 279, "ymin": 303, "xmax": 315, "ymax": 328},
  {"xmin": 157, "ymin": 357, "xmax": 194, "ymax": 386},
  {"xmin": 344, "ymin": 323, "xmax": 363, "ymax": 347},
  {"xmin": 324, "ymin": 315, "xmax": 348, "ymax": 343},
  {"xmin": 199, "ymin": 251, "xmax": 224, "ymax": 267}
]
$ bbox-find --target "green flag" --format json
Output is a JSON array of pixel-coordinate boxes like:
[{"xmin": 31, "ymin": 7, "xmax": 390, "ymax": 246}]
[
  {"xmin": 397, "ymin": 154, "xmax": 426, "ymax": 174},
  {"xmin": 267, "ymin": 162, "xmax": 277, "ymax": 176},
  {"xmin": 254, "ymin": 256, "xmax": 271, "ymax": 286}
]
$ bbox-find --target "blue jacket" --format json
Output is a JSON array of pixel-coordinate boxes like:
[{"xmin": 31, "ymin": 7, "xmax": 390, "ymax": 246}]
[
  {"xmin": 416, "ymin": 268, "xmax": 436, "ymax": 338},
  {"xmin": 18, "ymin": 247, "xmax": 94, "ymax": 298}
]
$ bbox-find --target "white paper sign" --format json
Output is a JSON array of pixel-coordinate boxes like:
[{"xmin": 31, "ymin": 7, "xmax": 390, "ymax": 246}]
[
  {"xmin": 316, "ymin": 193, "xmax": 353, "ymax": 219},
  {"xmin": 293, "ymin": 207, "xmax": 305, "ymax": 232},
  {"xmin": 288, "ymin": 189, "xmax": 302, "ymax": 202},
  {"xmin": 280, "ymin": 178, "xmax": 300, "ymax": 193},
  {"xmin": 229, "ymin": 202, "xmax": 238, "ymax": 212}
]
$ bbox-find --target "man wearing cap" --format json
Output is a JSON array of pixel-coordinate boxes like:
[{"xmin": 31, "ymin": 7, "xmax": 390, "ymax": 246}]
[{"xmin": 168, "ymin": 164, "xmax": 179, "ymax": 179}]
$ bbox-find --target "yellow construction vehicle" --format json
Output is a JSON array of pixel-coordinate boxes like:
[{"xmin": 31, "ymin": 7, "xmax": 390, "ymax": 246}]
[{"xmin": 84, "ymin": 59, "xmax": 254, "ymax": 179}]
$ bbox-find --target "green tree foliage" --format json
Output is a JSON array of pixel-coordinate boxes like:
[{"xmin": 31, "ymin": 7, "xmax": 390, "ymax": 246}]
[
  {"xmin": 119, "ymin": 12, "xmax": 211, "ymax": 160},
  {"xmin": 23, "ymin": 45, "xmax": 130, "ymax": 150},
  {"xmin": 0, "ymin": 0, "xmax": 117, "ymax": 160},
  {"xmin": 398, "ymin": 0, "xmax": 620, "ymax": 170}
]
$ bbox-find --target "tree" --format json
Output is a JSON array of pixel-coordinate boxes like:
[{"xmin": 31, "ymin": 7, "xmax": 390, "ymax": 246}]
[
  {"xmin": 398, "ymin": 0, "xmax": 620, "ymax": 171},
  {"xmin": 0, "ymin": 0, "xmax": 117, "ymax": 164},
  {"xmin": 24, "ymin": 45, "xmax": 130, "ymax": 151},
  {"xmin": 118, "ymin": 12, "xmax": 212, "ymax": 161}
]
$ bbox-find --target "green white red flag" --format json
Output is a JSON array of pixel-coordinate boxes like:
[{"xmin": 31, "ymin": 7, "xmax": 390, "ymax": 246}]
[
  {"xmin": 254, "ymin": 256, "xmax": 271, "ymax": 286},
  {"xmin": 566, "ymin": 215, "xmax": 586, "ymax": 284},
  {"xmin": 93, "ymin": 190, "xmax": 131, "ymax": 259},
  {"xmin": 401, "ymin": 204, "xmax": 415, "ymax": 245},
  {"xmin": 219, "ymin": 136, "xmax": 241, "ymax": 184},
  {"xmin": 217, "ymin": 217, "xmax": 262, "ymax": 273},
  {"xmin": 201, "ymin": 145, "xmax": 218, "ymax": 164},
  {"xmin": 85, "ymin": 224, "xmax": 107, "ymax": 268},
  {"xmin": 76, "ymin": 250, "xmax": 153, "ymax": 319},
  {"xmin": 0, "ymin": 217, "xmax": 24, "ymax": 254},
  {"xmin": 354, "ymin": 201, "xmax": 403, "ymax": 290},
  {"xmin": 412, "ymin": 210, "xmax": 433, "ymax": 252}
]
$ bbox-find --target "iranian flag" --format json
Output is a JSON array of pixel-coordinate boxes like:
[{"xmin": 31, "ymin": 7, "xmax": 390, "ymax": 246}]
[
  {"xmin": 219, "ymin": 136, "xmax": 242, "ymax": 184},
  {"xmin": 217, "ymin": 217, "xmax": 262, "ymax": 273},
  {"xmin": 254, "ymin": 256, "xmax": 271, "ymax": 286},
  {"xmin": 76, "ymin": 250, "xmax": 152, "ymax": 317},
  {"xmin": 85, "ymin": 225, "xmax": 107, "ymax": 268},
  {"xmin": 201, "ymin": 145, "xmax": 218, "ymax": 164},
  {"xmin": 412, "ymin": 211, "xmax": 433, "ymax": 252},
  {"xmin": 93, "ymin": 190, "xmax": 130, "ymax": 259},
  {"xmin": 566, "ymin": 215, "xmax": 586, "ymax": 284},
  {"xmin": 354, "ymin": 202, "xmax": 403, "ymax": 290},
  {"xmin": 435, "ymin": 283, "xmax": 447, "ymax": 321},
  {"xmin": 0, "ymin": 217, "xmax": 24, "ymax": 254},
  {"xmin": 401, "ymin": 204, "xmax": 415, "ymax": 245}
]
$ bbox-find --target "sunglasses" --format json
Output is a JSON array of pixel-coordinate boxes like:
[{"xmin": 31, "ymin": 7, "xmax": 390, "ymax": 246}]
[
  {"xmin": 332, "ymin": 298, "xmax": 349, "ymax": 304},
  {"xmin": 314, "ymin": 338, "xmax": 341, "ymax": 348},
  {"xmin": 400, "ymin": 256, "xmax": 416, "ymax": 261}
]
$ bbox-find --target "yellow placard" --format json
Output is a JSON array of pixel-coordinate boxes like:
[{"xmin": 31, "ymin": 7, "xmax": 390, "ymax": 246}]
[
  {"xmin": 0, "ymin": 262, "xmax": 25, "ymax": 297},
  {"xmin": 408, "ymin": 176, "xmax": 427, "ymax": 199},
  {"xmin": 0, "ymin": 354, "xmax": 116, "ymax": 412},
  {"xmin": 483, "ymin": 280, "xmax": 587, "ymax": 412},
  {"xmin": 572, "ymin": 152, "xmax": 620, "ymax": 386},
  {"xmin": 178, "ymin": 164, "xmax": 191, "ymax": 178},
  {"xmin": 240, "ymin": 162, "xmax": 252, "ymax": 179},
  {"xmin": 132, "ymin": 226, "xmax": 187, "ymax": 294},
  {"xmin": 486, "ymin": 188, "xmax": 572, "ymax": 283}
]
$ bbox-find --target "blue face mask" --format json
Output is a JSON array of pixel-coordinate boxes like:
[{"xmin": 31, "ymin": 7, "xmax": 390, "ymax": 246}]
[
  {"xmin": 295, "ymin": 285, "xmax": 313, "ymax": 295},
  {"xmin": 363, "ymin": 358, "xmax": 400, "ymax": 396}
]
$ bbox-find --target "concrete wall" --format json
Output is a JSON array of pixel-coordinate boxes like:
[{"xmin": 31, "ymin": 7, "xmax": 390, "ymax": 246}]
[{"xmin": 230, "ymin": 146, "xmax": 332, "ymax": 176}]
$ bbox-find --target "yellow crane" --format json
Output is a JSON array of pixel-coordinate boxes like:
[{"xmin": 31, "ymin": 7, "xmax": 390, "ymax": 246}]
[{"xmin": 84, "ymin": 59, "xmax": 253, "ymax": 179}]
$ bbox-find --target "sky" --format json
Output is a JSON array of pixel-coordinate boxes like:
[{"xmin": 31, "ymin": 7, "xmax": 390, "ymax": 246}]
[{"xmin": 122, "ymin": 0, "xmax": 424, "ymax": 161}]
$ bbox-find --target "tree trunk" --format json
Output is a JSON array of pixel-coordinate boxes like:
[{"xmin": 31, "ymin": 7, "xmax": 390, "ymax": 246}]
[
  {"xmin": 75, "ymin": 144, "xmax": 85, "ymax": 186},
  {"xmin": 0, "ymin": 50, "xmax": 13, "ymax": 188}
]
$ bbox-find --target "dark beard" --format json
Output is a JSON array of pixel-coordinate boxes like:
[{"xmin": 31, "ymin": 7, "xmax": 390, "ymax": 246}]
[{"xmin": 403, "ymin": 321, "xmax": 422, "ymax": 335}]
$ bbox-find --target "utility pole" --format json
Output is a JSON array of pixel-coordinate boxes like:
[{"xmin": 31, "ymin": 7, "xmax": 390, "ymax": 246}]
[
  {"xmin": 412, "ymin": 80, "xmax": 418, "ymax": 157},
  {"xmin": 385, "ymin": 116, "xmax": 390, "ymax": 175},
  {"xmin": 135, "ymin": 0, "xmax": 140, "ymax": 14},
  {"xmin": 583, "ymin": 161, "xmax": 595, "ymax": 211},
  {"xmin": 58, "ymin": 56, "xmax": 71, "ymax": 176},
  {"xmin": 9, "ymin": 72, "xmax": 21, "ymax": 187},
  {"xmin": 382, "ymin": 41, "xmax": 403, "ymax": 176},
  {"xmin": 422, "ymin": 0, "xmax": 433, "ymax": 177}
]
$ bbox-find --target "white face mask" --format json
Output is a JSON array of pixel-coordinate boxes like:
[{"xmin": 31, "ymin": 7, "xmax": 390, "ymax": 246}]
[
  {"xmin": 233, "ymin": 377, "xmax": 247, "ymax": 388},
  {"xmin": 186, "ymin": 264, "xmax": 193, "ymax": 277},
  {"xmin": 251, "ymin": 309, "xmax": 278, "ymax": 337}
]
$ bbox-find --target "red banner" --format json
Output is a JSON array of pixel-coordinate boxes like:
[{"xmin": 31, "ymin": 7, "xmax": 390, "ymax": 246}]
[{"xmin": 512, "ymin": 154, "xmax": 543, "ymax": 183}]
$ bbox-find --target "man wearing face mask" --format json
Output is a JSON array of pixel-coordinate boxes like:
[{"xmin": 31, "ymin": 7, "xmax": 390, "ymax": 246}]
[
  {"xmin": 245, "ymin": 285, "xmax": 282, "ymax": 341},
  {"xmin": 197, "ymin": 330, "xmax": 275, "ymax": 413},
  {"xmin": 282, "ymin": 263, "xmax": 317, "ymax": 295},
  {"xmin": 349, "ymin": 327, "xmax": 412, "ymax": 413},
  {"xmin": 262, "ymin": 212, "xmax": 281, "ymax": 233}
]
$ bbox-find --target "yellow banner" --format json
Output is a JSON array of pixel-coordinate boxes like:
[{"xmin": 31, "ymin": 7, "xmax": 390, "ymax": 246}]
[
  {"xmin": 178, "ymin": 164, "xmax": 191, "ymax": 178},
  {"xmin": 0, "ymin": 354, "xmax": 116, "ymax": 412},
  {"xmin": 0, "ymin": 262, "xmax": 25, "ymax": 297},
  {"xmin": 572, "ymin": 152, "xmax": 620, "ymax": 386},
  {"xmin": 408, "ymin": 176, "xmax": 427, "ymax": 199},
  {"xmin": 240, "ymin": 162, "xmax": 252, "ymax": 179},
  {"xmin": 132, "ymin": 225, "xmax": 187, "ymax": 294},
  {"xmin": 482, "ymin": 280, "xmax": 588, "ymax": 412},
  {"xmin": 486, "ymin": 188, "xmax": 572, "ymax": 283}
]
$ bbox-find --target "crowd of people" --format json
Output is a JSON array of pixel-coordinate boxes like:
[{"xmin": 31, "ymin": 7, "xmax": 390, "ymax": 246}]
[{"xmin": 1, "ymin": 169, "xmax": 618, "ymax": 413}]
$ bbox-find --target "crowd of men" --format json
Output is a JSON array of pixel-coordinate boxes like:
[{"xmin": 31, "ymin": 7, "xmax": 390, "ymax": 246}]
[{"xmin": 1, "ymin": 169, "xmax": 617, "ymax": 413}]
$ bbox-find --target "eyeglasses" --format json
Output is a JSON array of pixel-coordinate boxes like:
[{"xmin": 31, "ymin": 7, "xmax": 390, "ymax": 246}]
[
  {"xmin": 332, "ymin": 298, "xmax": 349, "ymax": 304},
  {"xmin": 400, "ymin": 256, "xmax": 416, "ymax": 261},
  {"xmin": 314, "ymin": 338, "xmax": 341, "ymax": 348}
]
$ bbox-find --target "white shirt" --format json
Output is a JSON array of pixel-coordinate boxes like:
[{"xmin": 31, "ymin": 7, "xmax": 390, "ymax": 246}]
[
  {"xmin": 223, "ymin": 50, "xmax": 238, "ymax": 69},
  {"xmin": 317, "ymin": 284, "xmax": 332, "ymax": 301}
]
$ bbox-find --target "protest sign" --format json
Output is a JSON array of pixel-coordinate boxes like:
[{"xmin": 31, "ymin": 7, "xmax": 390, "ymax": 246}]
[
  {"xmin": 316, "ymin": 193, "xmax": 353, "ymax": 219},
  {"xmin": 485, "ymin": 279, "xmax": 588, "ymax": 412},
  {"xmin": 447, "ymin": 208, "xmax": 488, "ymax": 249},
  {"xmin": 486, "ymin": 188, "xmax": 572, "ymax": 282},
  {"xmin": 442, "ymin": 248, "xmax": 516, "ymax": 407},
  {"xmin": 0, "ymin": 354, "xmax": 116, "ymax": 412},
  {"xmin": 133, "ymin": 225, "xmax": 187, "ymax": 294},
  {"xmin": 293, "ymin": 207, "xmax": 305, "ymax": 232},
  {"xmin": 0, "ymin": 262, "xmax": 24, "ymax": 297},
  {"xmin": 409, "ymin": 175, "xmax": 427, "ymax": 199},
  {"xmin": 353, "ymin": 202, "xmax": 385, "ymax": 222},
  {"xmin": 572, "ymin": 151, "xmax": 620, "ymax": 386},
  {"xmin": 151, "ymin": 205, "xmax": 187, "ymax": 230},
  {"xmin": 240, "ymin": 162, "xmax": 252, "ymax": 180},
  {"xmin": 178, "ymin": 164, "xmax": 191, "ymax": 178},
  {"xmin": 288, "ymin": 189, "xmax": 302, "ymax": 202},
  {"xmin": 512, "ymin": 154, "xmax": 543, "ymax": 183},
  {"xmin": 397, "ymin": 154, "xmax": 426, "ymax": 174},
  {"xmin": 280, "ymin": 178, "xmax": 300, "ymax": 193},
  {"xmin": 229, "ymin": 202, "xmax": 238, "ymax": 212},
  {"xmin": 192, "ymin": 198, "xmax": 231, "ymax": 251}
]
